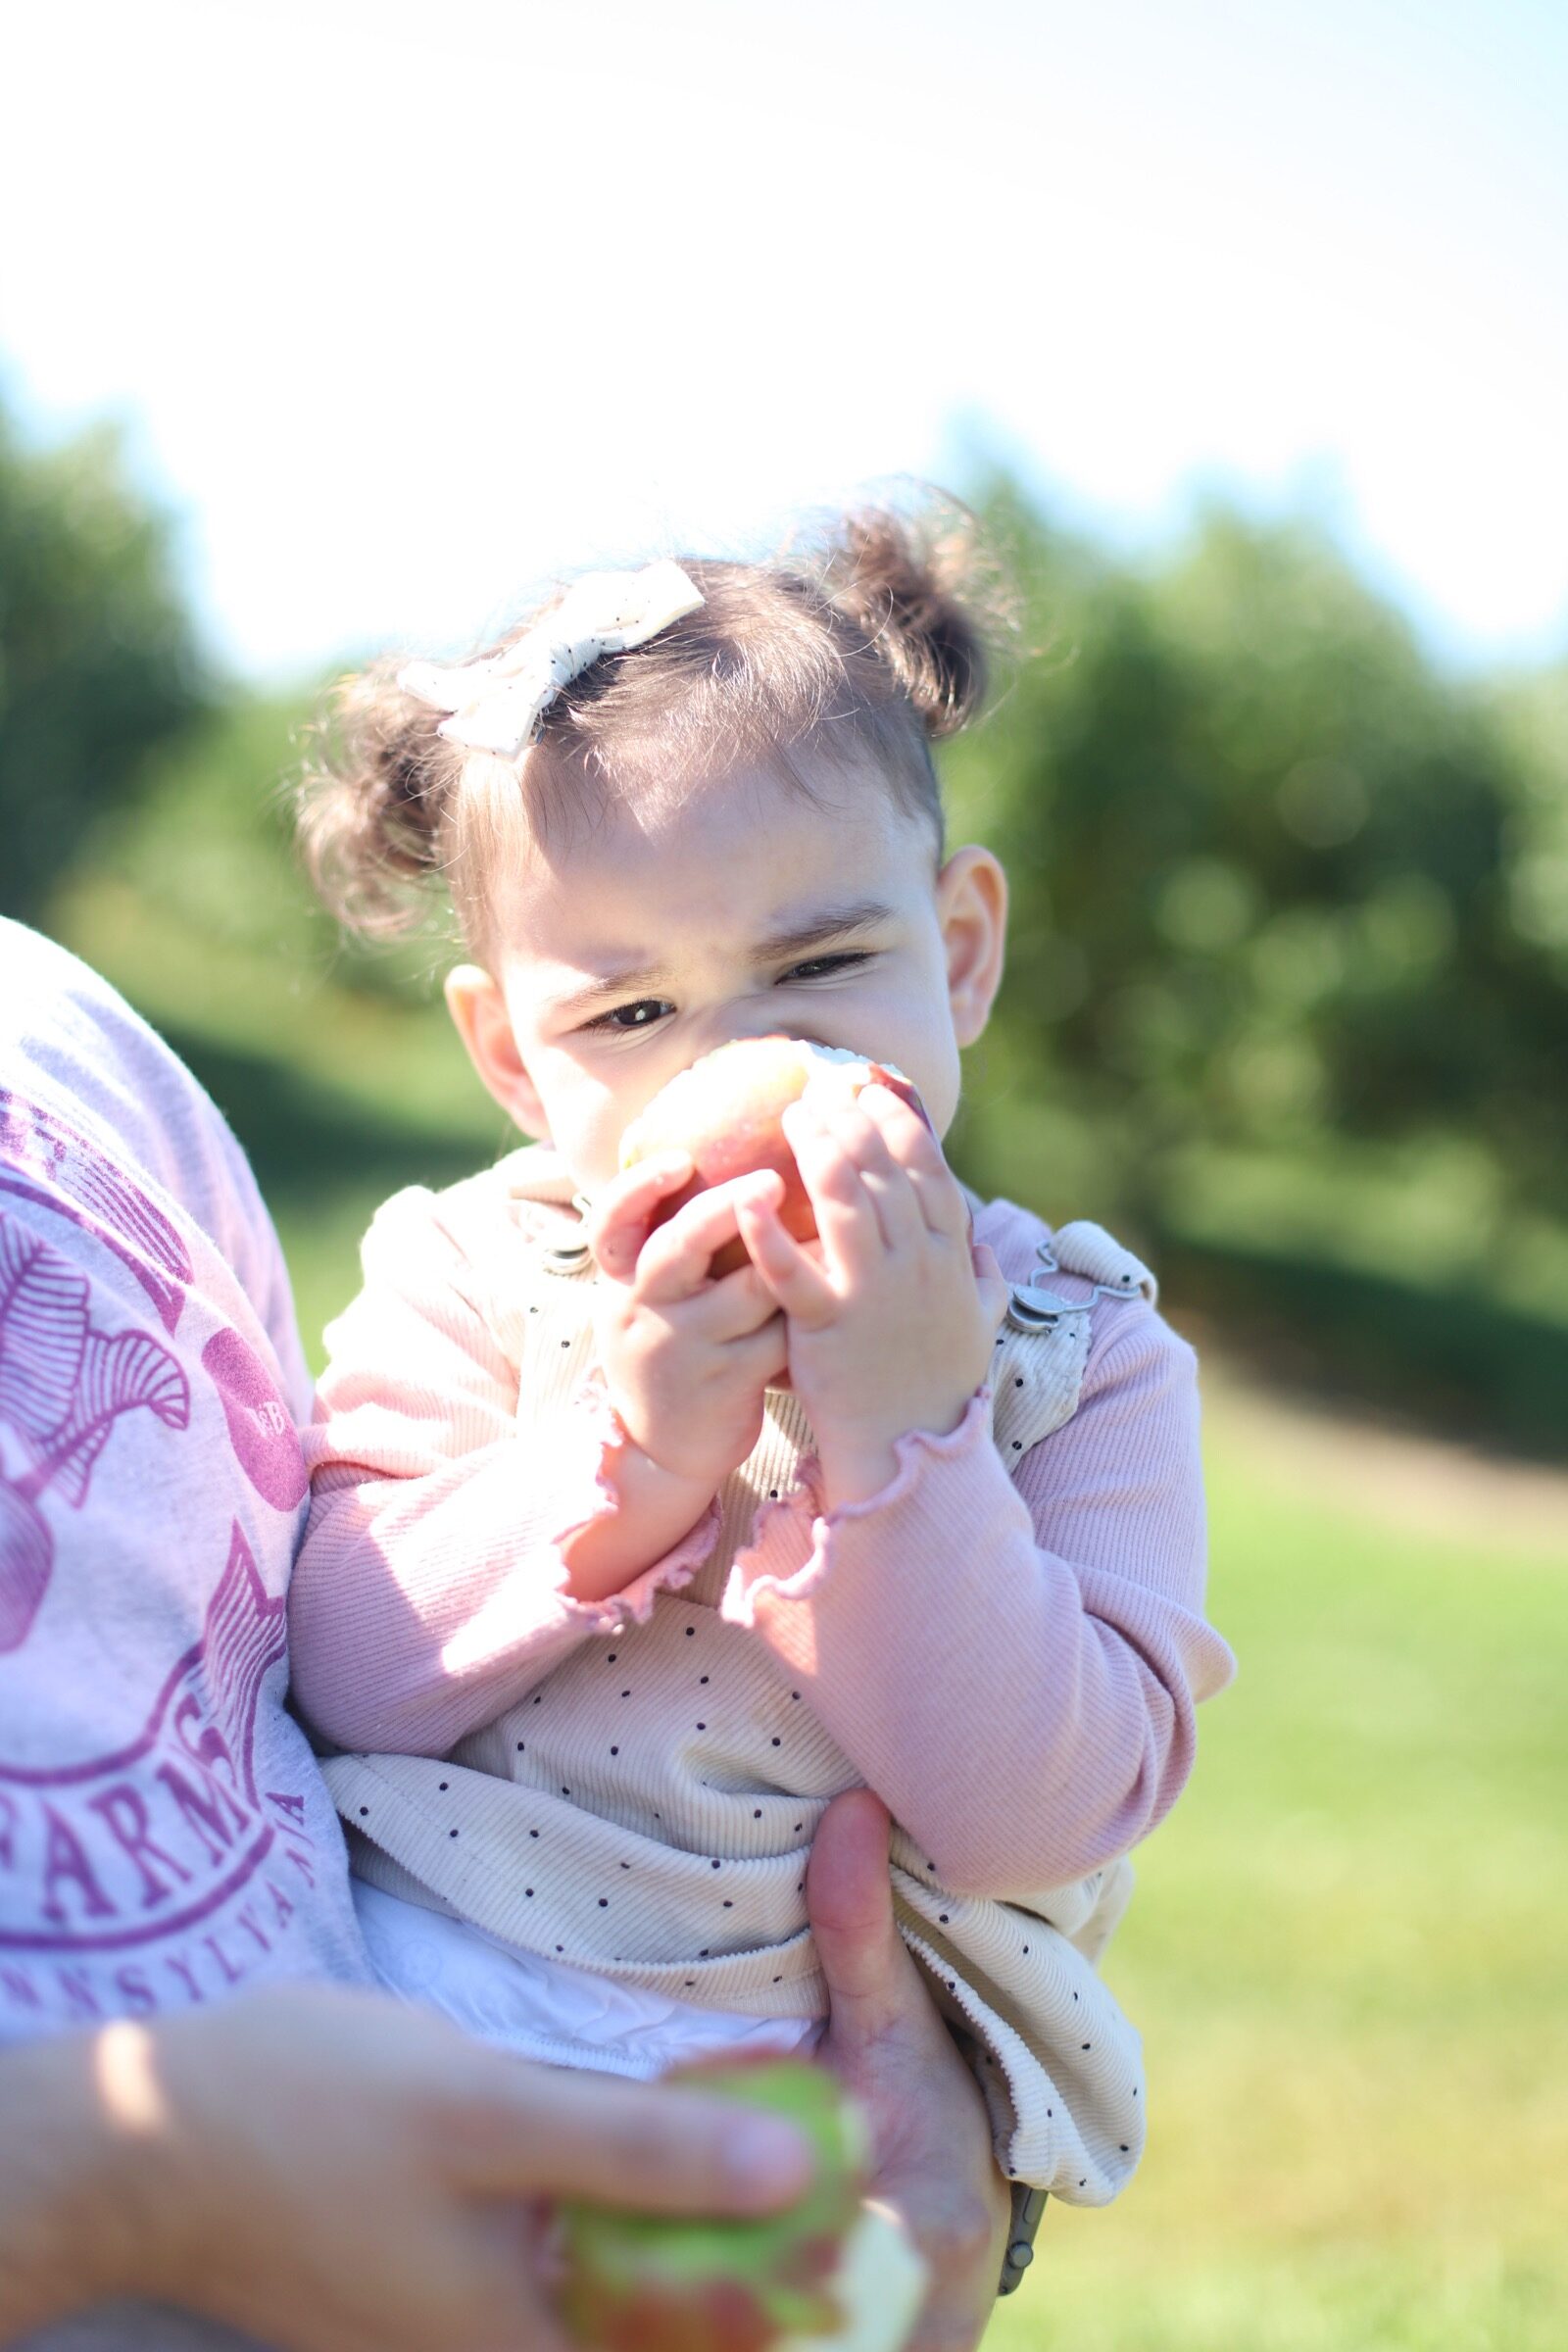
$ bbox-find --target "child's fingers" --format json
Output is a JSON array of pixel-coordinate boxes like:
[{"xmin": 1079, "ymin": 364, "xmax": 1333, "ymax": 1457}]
[
  {"xmin": 858, "ymin": 1085, "xmax": 967, "ymax": 1241},
  {"xmin": 635, "ymin": 1170, "xmax": 785, "ymax": 1303},
  {"xmin": 688, "ymin": 1258, "xmax": 783, "ymax": 1342},
  {"xmin": 823, "ymin": 1102, "xmax": 925, "ymax": 1254},
  {"xmin": 780, "ymin": 1102, "xmax": 885, "ymax": 1276},
  {"xmin": 971, "ymin": 1240, "xmax": 1010, "ymax": 1338},
  {"xmin": 586, "ymin": 1152, "xmax": 694, "ymax": 1281},
  {"xmin": 733, "ymin": 1190, "xmax": 838, "ymax": 1326},
  {"xmin": 727, "ymin": 1311, "xmax": 791, "ymax": 1391}
]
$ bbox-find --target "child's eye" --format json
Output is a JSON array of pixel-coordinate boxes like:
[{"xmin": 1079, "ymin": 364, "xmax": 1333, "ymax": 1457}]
[
  {"xmin": 584, "ymin": 998, "xmax": 675, "ymax": 1033},
  {"xmin": 782, "ymin": 953, "xmax": 871, "ymax": 983}
]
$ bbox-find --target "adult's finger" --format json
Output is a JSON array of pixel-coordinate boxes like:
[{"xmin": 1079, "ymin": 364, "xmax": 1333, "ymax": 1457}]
[
  {"xmin": 806, "ymin": 1788, "xmax": 912, "ymax": 2046},
  {"xmin": 808, "ymin": 1793, "xmax": 1009, "ymax": 2352},
  {"xmin": 447, "ymin": 2061, "xmax": 816, "ymax": 2215}
]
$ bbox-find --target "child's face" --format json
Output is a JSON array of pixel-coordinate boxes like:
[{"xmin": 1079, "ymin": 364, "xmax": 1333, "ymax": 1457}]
[{"xmin": 447, "ymin": 753, "xmax": 1007, "ymax": 1192}]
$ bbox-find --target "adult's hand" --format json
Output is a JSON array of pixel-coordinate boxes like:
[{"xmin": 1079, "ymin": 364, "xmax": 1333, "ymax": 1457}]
[
  {"xmin": 0, "ymin": 1983, "xmax": 813, "ymax": 2352},
  {"xmin": 808, "ymin": 1789, "xmax": 1011, "ymax": 2352}
]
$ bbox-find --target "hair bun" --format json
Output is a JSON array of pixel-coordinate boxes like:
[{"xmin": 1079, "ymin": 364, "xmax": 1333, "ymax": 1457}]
[
  {"xmin": 822, "ymin": 506, "xmax": 991, "ymax": 740},
  {"xmin": 297, "ymin": 658, "xmax": 462, "ymax": 936}
]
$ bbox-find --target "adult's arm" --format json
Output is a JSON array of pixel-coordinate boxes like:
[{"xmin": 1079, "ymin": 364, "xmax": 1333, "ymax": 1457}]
[{"xmin": 0, "ymin": 1986, "xmax": 811, "ymax": 2352}]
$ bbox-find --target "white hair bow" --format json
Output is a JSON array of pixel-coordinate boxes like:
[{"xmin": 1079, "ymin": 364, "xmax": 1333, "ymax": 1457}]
[{"xmin": 397, "ymin": 560, "xmax": 705, "ymax": 760}]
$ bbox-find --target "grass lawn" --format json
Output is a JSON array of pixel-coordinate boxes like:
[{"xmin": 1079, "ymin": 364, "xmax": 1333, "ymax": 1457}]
[{"xmin": 985, "ymin": 1401, "xmax": 1566, "ymax": 2352}]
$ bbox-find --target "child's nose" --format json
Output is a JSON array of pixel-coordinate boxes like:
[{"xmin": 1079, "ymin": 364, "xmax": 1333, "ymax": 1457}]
[{"xmin": 704, "ymin": 1016, "xmax": 834, "ymax": 1059}]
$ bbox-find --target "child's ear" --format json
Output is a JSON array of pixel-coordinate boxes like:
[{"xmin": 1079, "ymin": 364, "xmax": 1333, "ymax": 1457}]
[
  {"xmin": 445, "ymin": 964, "xmax": 548, "ymax": 1139},
  {"xmin": 936, "ymin": 845, "xmax": 1007, "ymax": 1046}
]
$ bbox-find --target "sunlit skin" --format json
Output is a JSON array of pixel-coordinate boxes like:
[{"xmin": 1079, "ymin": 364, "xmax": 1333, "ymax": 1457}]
[{"xmin": 447, "ymin": 755, "xmax": 1011, "ymax": 1579}]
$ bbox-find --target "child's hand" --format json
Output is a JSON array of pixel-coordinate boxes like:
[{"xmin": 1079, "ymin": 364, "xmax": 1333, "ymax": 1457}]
[
  {"xmin": 589, "ymin": 1153, "xmax": 790, "ymax": 1495},
  {"xmin": 732, "ymin": 1087, "xmax": 1008, "ymax": 1508}
]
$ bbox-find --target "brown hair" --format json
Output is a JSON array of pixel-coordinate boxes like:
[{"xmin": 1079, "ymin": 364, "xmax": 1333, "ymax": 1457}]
[{"xmin": 297, "ymin": 503, "xmax": 997, "ymax": 956}]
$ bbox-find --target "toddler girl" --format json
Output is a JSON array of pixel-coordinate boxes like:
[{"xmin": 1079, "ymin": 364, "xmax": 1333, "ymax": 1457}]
[{"xmin": 287, "ymin": 513, "xmax": 1235, "ymax": 2213}]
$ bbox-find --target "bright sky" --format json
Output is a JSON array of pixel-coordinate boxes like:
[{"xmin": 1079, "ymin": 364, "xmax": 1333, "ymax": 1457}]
[{"xmin": 4, "ymin": 0, "xmax": 1565, "ymax": 679}]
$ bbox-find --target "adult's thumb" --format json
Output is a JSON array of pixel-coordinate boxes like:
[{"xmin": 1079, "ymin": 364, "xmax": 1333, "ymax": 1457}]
[{"xmin": 807, "ymin": 1788, "xmax": 909, "ymax": 2047}]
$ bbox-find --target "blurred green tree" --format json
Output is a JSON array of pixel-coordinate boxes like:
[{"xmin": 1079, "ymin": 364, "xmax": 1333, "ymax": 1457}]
[
  {"xmin": 945, "ymin": 485, "xmax": 1568, "ymax": 1232},
  {"xmin": 0, "ymin": 396, "xmax": 207, "ymax": 925}
]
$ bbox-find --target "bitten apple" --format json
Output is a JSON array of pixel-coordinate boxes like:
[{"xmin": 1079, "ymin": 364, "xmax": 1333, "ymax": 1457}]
[
  {"xmin": 558, "ymin": 2056, "xmax": 926, "ymax": 2352},
  {"xmin": 619, "ymin": 1037, "xmax": 927, "ymax": 1278}
]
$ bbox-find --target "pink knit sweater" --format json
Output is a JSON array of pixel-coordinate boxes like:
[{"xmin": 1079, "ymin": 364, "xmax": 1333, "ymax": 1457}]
[
  {"xmin": 285, "ymin": 1153, "xmax": 1233, "ymax": 2201},
  {"xmin": 291, "ymin": 1173, "xmax": 1230, "ymax": 1886}
]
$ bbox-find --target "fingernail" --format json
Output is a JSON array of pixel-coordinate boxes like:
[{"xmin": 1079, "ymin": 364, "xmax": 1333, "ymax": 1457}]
[{"xmin": 726, "ymin": 2117, "xmax": 813, "ymax": 2200}]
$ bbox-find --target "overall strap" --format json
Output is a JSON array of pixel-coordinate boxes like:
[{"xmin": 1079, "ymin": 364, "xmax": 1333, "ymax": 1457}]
[
  {"xmin": 988, "ymin": 1299, "xmax": 1094, "ymax": 1457},
  {"xmin": 988, "ymin": 1221, "xmax": 1156, "ymax": 1457},
  {"xmin": 1046, "ymin": 1220, "xmax": 1157, "ymax": 1303}
]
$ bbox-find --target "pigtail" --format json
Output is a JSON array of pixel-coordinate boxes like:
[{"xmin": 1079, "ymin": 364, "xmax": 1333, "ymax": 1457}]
[
  {"xmin": 822, "ymin": 506, "xmax": 994, "ymax": 740},
  {"xmin": 296, "ymin": 659, "xmax": 465, "ymax": 937}
]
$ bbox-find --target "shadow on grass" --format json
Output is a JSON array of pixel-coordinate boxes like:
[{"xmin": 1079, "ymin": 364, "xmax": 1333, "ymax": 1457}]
[{"xmin": 1163, "ymin": 1230, "xmax": 1568, "ymax": 1462}]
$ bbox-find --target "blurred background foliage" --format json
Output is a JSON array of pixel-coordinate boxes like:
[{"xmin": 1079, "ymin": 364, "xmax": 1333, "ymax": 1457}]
[
  {"xmin": 0, "ymin": 402, "xmax": 208, "ymax": 926},
  {"xmin": 6, "ymin": 396, "xmax": 1562, "ymax": 1451},
  {"xmin": 944, "ymin": 479, "xmax": 1568, "ymax": 1453}
]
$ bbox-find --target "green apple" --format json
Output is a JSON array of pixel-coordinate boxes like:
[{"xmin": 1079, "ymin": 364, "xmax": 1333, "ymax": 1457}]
[{"xmin": 558, "ymin": 2057, "xmax": 926, "ymax": 2352}]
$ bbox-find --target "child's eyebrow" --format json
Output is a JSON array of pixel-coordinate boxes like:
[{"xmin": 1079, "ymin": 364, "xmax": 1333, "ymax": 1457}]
[
  {"xmin": 546, "ymin": 901, "xmax": 897, "ymax": 1018},
  {"xmin": 750, "ymin": 899, "xmax": 898, "ymax": 963}
]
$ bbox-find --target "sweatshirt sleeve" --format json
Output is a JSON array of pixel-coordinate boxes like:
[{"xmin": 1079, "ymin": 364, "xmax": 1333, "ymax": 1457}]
[
  {"xmin": 720, "ymin": 1302, "xmax": 1235, "ymax": 1900},
  {"xmin": 287, "ymin": 1187, "xmax": 717, "ymax": 1758}
]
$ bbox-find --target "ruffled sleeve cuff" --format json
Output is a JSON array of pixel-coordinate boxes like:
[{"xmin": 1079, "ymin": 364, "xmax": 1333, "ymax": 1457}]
[
  {"xmin": 720, "ymin": 1391, "xmax": 992, "ymax": 1630},
  {"xmin": 547, "ymin": 1370, "xmax": 722, "ymax": 1634}
]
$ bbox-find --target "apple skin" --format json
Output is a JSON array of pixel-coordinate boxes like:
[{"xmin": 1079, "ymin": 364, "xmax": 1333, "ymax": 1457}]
[
  {"xmin": 619, "ymin": 1038, "xmax": 928, "ymax": 1279},
  {"xmin": 557, "ymin": 2056, "xmax": 868, "ymax": 2352}
]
